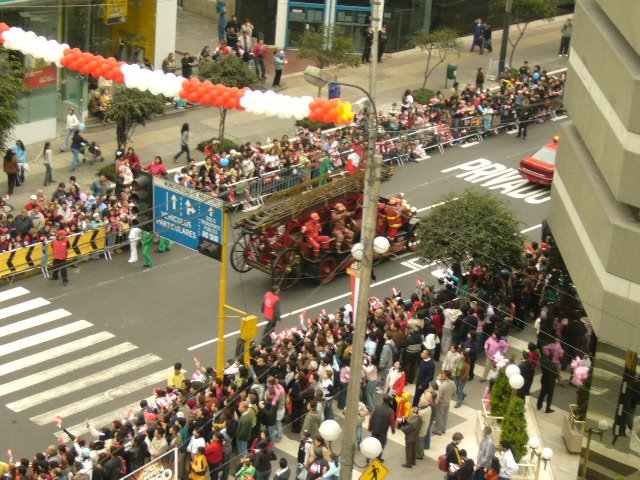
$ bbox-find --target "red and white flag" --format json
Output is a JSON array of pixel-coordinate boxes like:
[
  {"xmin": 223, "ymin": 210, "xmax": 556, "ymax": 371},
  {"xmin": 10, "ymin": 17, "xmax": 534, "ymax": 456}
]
[
  {"xmin": 58, "ymin": 437, "xmax": 65, "ymax": 445},
  {"xmin": 53, "ymin": 416, "xmax": 62, "ymax": 428},
  {"xmin": 299, "ymin": 311, "xmax": 306, "ymax": 328},
  {"xmin": 416, "ymin": 279, "xmax": 425, "ymax": 287},
  {"xmin": 128, "ymin": 410, "xmax": 136, "ymax": 421},
  {"xmin": 269, "ymin": 331, "xmax": 278, "ymax": 340},
  {"xmin": 321, "ymin": 309, "xmax": 327, "ymax": 316},
  {"xmin": 194, "ymin": 357, "xmax": 201, "ymax": 368},
  {"xmin": 191, "ymin": 370, "xmax": 205, "ymax": 382},
  {"xmin": 7, "ymin": 449, "xmax": 13, "ymax": 463},
  {"xmin": 392, "ymin": 287, "xmax": 400, "ymax": 297}
]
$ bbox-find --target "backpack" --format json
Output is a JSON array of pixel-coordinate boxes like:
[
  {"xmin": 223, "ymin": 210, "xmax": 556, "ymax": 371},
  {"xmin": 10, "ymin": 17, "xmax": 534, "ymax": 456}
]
[{"xmin": 389, "ymin": 343, "xmax": 400, "ymax": 363}]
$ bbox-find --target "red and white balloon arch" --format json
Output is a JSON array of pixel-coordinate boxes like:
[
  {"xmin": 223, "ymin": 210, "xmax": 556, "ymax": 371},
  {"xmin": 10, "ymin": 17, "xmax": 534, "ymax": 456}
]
[{"xmin": 0, "ymin": 23, "xmax": 355, "ymax": 125}]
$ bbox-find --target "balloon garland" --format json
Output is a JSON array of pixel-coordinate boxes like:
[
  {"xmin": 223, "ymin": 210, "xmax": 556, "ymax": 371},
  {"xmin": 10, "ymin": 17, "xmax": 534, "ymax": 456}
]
[{"xmin": 0, "ymin": 23, "xmax": 355, "ymax": 125}]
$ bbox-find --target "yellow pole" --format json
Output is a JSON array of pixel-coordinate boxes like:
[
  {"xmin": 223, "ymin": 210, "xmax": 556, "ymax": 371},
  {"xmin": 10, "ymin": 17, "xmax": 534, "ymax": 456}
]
[{"xmin": 216, "ymin": 211, "xmax": 229, "ymax": 378}]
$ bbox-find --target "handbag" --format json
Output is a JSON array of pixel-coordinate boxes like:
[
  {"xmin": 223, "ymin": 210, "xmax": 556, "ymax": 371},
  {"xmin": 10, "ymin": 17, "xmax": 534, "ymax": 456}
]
[{"xmin": 438, "ymin": 454, "xmax": 448, "ymax": 472}]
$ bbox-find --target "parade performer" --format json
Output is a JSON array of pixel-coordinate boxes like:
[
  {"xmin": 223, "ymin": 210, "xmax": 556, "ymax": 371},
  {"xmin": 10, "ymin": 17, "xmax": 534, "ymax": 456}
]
[
  {"xmin": 385, "ymin": 198, "xmax": 403, "ymax": 241},
  {"xmin": 331, "ymin": 203, "xmax": 354, "ymax": 251},
  {"xmin": 301, "ymin": 212, "xmax": 330, "ymax": 257},
  {"xmin": 141, "ymin": 230, "xmax": 155, "ymax": 268}
]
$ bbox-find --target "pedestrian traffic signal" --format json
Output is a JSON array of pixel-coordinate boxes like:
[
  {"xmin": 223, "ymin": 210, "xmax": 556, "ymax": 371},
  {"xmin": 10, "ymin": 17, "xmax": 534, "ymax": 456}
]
[{"xmin": 131, "ymin": 170, "xmax": 153, "ymax": 231}]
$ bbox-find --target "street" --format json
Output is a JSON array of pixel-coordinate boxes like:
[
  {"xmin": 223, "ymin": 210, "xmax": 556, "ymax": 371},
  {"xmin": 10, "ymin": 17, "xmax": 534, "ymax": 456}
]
[{"xmin": 0, "ymin": 119, "xmax": 578, "ymax": 479}]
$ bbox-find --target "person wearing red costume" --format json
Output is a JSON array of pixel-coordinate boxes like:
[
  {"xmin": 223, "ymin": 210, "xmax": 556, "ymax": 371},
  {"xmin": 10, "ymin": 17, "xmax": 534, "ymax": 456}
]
[{"xmin": 301, "ymin": 212, "xmax": 330, "ymax": 257}]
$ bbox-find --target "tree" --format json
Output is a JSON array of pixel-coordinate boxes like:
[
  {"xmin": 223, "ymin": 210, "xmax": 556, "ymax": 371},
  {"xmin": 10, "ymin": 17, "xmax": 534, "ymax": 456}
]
[
  {"xmin": 500, "ymin": 395, "xmax": 529, "ymax": 461},
  {"xmin": 295, "ymin": 25, "xmax": 360, "ymax": 97},
  {"xmin": 105, "ymin": 86, "xmax": 165, "ymax": 146},
  {"xmin": 408, "ymin": 28, "xmax": 462, "ymax": 89},
  {"xmin": 490, "ymin": 0, "xmax": 558, "ymax": 67},
  {"xmin": 416, "ymin": 189, "xmax": 525, "ymax": 274},
  {"xmin": 0, "ymin": 48, "xmax": 27, "ymax": 152},
  {"xmin": 489, "ymin": 368, "xmax": 511, "ymax": 417},
  {"xmin": 198, "ymin": 54, "xmax": 259, "ymax": 141}
]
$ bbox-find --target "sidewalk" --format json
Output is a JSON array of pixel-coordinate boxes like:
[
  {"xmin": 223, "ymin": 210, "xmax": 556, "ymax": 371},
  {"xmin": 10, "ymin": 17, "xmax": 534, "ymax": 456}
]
[{"xmin": 9, "ymin": 15, "xmax": 568, "ymax": 208}]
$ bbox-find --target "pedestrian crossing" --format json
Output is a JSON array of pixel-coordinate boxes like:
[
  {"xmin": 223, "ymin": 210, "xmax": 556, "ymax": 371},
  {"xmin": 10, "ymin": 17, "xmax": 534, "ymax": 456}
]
[{"xmin": 0, "ymin": 286, "xmax": 168, "ymax": 440}]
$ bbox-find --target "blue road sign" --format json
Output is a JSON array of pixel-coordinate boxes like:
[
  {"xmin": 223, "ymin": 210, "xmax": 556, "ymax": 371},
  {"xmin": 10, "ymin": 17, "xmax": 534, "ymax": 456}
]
[{"xmin": 153, "ymin": 178, "xmax": 224, "ymax": 256}]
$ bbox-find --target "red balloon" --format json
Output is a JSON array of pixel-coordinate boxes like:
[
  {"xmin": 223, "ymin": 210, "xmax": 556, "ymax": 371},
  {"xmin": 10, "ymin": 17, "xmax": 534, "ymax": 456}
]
[
  {"xmin": 181, "ymin": 79, "xmax": 191, "ymax": 90},
  {"xmin": 69, "ymin": 60, "xmax": 80, "ymax": 71}
]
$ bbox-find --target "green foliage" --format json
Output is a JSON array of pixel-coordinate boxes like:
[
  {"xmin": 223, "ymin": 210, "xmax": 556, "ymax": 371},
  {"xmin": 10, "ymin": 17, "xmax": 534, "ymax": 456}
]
[
  {"xmin": 408, "ymin": 28, "xmax": 462, "ymax": 89},
  {"xmin": 500, "ymin": 395, "xmax": 529, "ymax": 462},
  {"xmin": 104, "ymin": 86, "xmax": 165, "ymax": 145},
  {"xmin": 98, "ymin": 163, "xmax": 117, "ymax": 182},
  {"xmin": 411, "ymin": 88, "xmax": 436, "ymax": 105},
  {"xmin": 0, "ymin": 48, "xmax": 27, "ymax": 152},
  {"xmin": 490, "ymin": 368, "xmax": 511, "ymax": 417},
  {"xmin": 294, "ymin": 25, "xmax": 360, "ymax": 70},
  {"xmin": 489, "ymin": 0, "xmax": 558, "ymax": 66},
  {"xmin": 294, "ymin": 117, "xmax": 335, "ymax": 131},
  {"xmin": 417, "ymin": 189, "xmax": 525, "ymax": 272},
  {"xmin": 196, "ymin": 137, "xmax": 241, "ymax": 154},
  {"xmin": 198, "ymin": 55, "xmax": 260, "ymax": 140}
]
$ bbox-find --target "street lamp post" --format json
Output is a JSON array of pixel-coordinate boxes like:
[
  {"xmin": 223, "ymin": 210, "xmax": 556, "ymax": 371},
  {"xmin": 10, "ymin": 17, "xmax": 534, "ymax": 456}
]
[
  {"xmin": 506, "ymin": 364, "xmax": 524, "ymax": 398},
  {"xmin": 528, "ymin": 436, "xmax": 554, "ymax": 480},
  {"xmin": 498, "ymin": 0, "xmax": 514, "ymax": 73},
  {"xmin": 319, "ymin": 420, "xmax": 383, "ymax": 465},
  {"xmin": 581, "ymin": 420, "xmax": 610, "ymax": 480}
]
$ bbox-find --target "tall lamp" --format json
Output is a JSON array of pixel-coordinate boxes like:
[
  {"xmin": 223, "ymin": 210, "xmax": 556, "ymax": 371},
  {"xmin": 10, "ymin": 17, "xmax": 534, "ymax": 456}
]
[
  {"xmin": 528, "ymin": 436, "xmax": 554, "ymax": 480},
  {"xmin": 581, "ymin": 420, "xmax": 610, "ymax": 480}
]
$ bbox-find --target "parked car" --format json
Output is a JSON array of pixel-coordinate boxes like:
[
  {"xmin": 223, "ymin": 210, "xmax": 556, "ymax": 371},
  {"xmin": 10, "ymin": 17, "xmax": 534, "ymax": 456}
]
[{"xmin": 518, "ymin": 136, "xmax": 559, "ymax": 186}]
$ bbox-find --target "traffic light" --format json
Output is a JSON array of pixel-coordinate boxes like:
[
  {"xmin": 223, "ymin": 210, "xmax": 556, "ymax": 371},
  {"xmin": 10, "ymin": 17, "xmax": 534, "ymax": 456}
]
[{"xmin": 131, "ymin": 170, "xmax": 153, "ymax": 232}]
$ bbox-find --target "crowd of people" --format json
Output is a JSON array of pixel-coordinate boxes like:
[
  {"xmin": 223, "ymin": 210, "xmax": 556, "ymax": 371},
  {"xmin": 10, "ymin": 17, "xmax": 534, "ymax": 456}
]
[{"xmin": 0, "ymin": 220, "xmax": 595, "ymax": 480}]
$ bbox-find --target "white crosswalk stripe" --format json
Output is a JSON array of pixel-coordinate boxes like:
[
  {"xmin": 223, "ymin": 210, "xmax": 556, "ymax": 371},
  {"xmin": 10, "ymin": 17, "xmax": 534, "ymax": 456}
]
[
  {"xmin": 0, "ymin": 286, "xmax": 166, "ymax": 434},
  {"xmin": 31, "ymin": 371, "xmax": 167, "ymax": 425},
  {"xmin": 0, "ymin": 308, "xmax": 71, "ymax": 337},
  {"xmin": 0, "ymin": 331, "xmax": 115, "ymax": 377},
  {"xmin": 0, "ymin": 320, "xmax": 93, "ymax": 357},
  {"xmin": 7, "ymin": 353, "xmax": 162, "ymax": 412},
  {"xmin": 0, "ymin": 343, "xmax": 139, "ymax": 397},
  {"xmin": 0, "ymin": 297, "xmax": 49, "ymax": 320},
  {"xmin": 0, "ymin": 286, "xmax": 29, "ymax": 303}
]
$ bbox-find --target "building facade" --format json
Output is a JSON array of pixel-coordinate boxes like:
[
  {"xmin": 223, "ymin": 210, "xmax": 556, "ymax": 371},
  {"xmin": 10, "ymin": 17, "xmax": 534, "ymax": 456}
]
[
  {"xmin": 547, "ymin": 0, "xmax": 640, "ymax": 477},
  {"xmin": 1, "ymin": 0, "xmax": 177, "ymax": 145}
]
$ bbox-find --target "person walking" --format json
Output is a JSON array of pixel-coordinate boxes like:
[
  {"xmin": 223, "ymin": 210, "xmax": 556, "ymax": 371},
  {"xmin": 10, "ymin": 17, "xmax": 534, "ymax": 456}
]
[
  {"xmin": 481, "ymin": 23, "xmax": 493, "ymax": 53},
  {"xmin": 253, "ymin": 39, "xmax": 267, "ymax": 79},
  {"xmin": 141, "ymin": 229, "xmax": 155, "ymax": 268},
  {"xmin": 3, "ymin": 149, "xmax": 19, "ymax": 200},
  {"xmin": 173, "ymin": 123, "xmax": 193, "ymax": 163},
  {"xmin": 516, "ymin": 106, "xmax": 530, "ymax": 140},
  {"xmin": 12, "ymin": 140, "xmax": 27, "ymax": 185},
  {"xmin": 61, "ymin": 107, "xmax": 80, "ymax": 152},
  {"xmin": 368, "ymin": 395, "xmax": 396, "ymax": 461},
  {"xmin": 474, "ymin": 426, "xmax": 495, "ymax": 480},
  {"xmin": 128, "ymin": 220, "xmax": 141, "ymax": 263},
  {"xmin": 50, "ymin": 229, "xmax": 70, "ymax": 286},
  {"xmin": 537, "ymin": 352, "xmax": 559, "ymax": 413},
  {"xmin": 70, "ymin": 129, "xmax": 88, "ymax": 172},
  {"xmin": 42, "ymin": 142, "xmax": 54, "ymax": 187},
  {"xmin": 400, "ymin": 408, "xmax": 422, "ymax": 468},
  {"xmin": 273, "ymin": 50, "xmax": 286, "ymax": 87},
  {"xmin": 559, "ymin": 19, "xmax": 572, "ymax": 57},
  {"xmin": 261, "ymin": 285, "xmax": 281, "ymax": 342}
]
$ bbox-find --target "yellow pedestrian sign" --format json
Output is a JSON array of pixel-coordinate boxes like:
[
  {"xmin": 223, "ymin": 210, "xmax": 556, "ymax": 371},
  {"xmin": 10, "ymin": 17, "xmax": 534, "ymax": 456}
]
[{"xmin": 360, "ymin": 459, "xmax": 388, "ymax": 480}]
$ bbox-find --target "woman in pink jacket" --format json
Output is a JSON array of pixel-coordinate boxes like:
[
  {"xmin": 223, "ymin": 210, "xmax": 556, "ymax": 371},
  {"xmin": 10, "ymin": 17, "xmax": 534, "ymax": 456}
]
[{"xmin": 481, "ymin": 332, "xmax": 509, "ymax": 382}]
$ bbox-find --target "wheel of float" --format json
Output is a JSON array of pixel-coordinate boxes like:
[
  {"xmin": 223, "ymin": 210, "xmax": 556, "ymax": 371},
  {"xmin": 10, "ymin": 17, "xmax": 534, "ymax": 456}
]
[
  {"xmin": 271, "ymin": 247, "xmax": 303, "ymax": 290},
  {"xmin": 230, "ymin": 232, "xmax": 255, "ymax": 273}
]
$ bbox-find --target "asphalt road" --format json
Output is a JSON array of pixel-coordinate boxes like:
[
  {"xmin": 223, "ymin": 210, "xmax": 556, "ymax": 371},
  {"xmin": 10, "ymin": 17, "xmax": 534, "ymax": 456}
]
[{"xmin": 0, "ymin": 117, "xmax": 568, "ymax": 458}]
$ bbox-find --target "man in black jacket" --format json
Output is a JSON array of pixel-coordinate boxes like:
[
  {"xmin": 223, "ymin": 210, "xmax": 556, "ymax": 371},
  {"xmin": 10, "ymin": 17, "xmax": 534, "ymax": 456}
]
[
  {"xmin": 413, "ymin": 350, "xmax": 435, "ymax": 407},
  {"xmin": 368, "ymin": 396, "xmax": 396, "ymax": 460}
]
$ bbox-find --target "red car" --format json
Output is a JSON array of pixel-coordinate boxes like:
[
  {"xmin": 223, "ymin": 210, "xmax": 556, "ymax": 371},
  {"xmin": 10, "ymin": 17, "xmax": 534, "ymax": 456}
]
[{"xmin": 518, "ymin": 136, "xmax": 559, "ymax": 186}]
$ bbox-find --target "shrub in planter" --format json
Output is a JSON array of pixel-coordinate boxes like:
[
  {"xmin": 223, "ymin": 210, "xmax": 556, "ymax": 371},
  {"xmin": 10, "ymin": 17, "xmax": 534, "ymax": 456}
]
[
  {"xmin": 294, "ymin": 117, "xmax": 335, "ymax": 131},
  {"xmin": 412, "ymin": 88, "xmax": 436, "ymax": 105},
  {"xmin": 500, "ymin": 395, "xmax": 528, "ymax": 462},
  {"xmin": 197, "ymin": 138, "xmax": 241, "ymax": 154},
  {"xmin": 489, "ymin": 368, "xmax": 511, "ymax": 417},
  {"xmin": 98, "ymin": 163, "xmax": 117, "ymax": 182}
]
